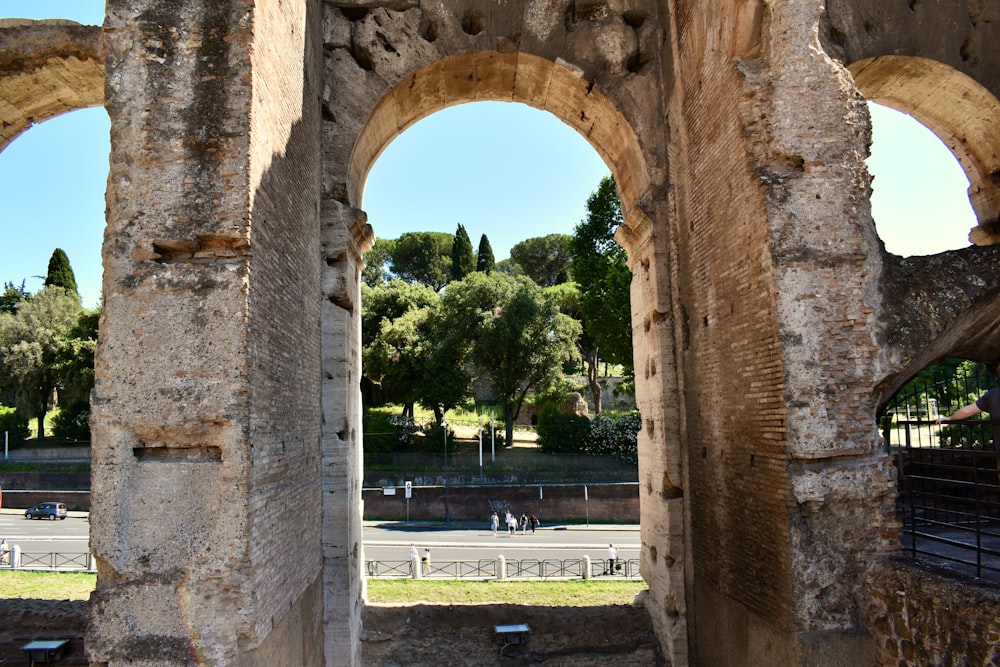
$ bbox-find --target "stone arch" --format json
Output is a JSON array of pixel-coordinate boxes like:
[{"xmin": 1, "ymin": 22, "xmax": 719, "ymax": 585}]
[
  {"xmin": 346, "ymin": 51, "xmax": 648, "ymax": 237},
  {"xmin": 849, "ymin": 55, "xmax": 1000, "ymax": 243},
  {"xmin": 0, "ymin": 20, "xmax": 104, "ymax": 150}
]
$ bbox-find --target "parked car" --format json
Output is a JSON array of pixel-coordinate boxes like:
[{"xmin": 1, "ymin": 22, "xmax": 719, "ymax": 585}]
[{"xmin": 24, "ymin": 502, "xmax": 67, "ymax": 520}]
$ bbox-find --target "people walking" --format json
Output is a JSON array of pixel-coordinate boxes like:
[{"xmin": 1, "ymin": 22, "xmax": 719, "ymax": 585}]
[
  {"xmin": 422, "ymin": 548, "xmax": 431, "ymax": 576},
  {"xmin": 490, "ymin": 512, "xmax": 499, "ymax": 537},
  {"xmin": 409, "ymin": 544, "xmax": 419, "ymax": 575},
  {"xmin": 506, "ymin": 512, "xmax": 517, "ymax": 536},
  {"xmin": 520, "ymin": 513, "xmax": 528, "ymax": 535},
  {"xmin": 606, "ymin": 544, "xmax": 618, "ymax": 575},
  {"xmin": 529, "ymin": 515, "xmax": 539, "ymax": 533}
]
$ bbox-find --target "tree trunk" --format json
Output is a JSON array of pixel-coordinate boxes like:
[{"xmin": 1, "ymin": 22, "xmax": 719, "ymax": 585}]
[{"xmin": 586, "ymin": 347, "xmax": 602, "ymax": 414}]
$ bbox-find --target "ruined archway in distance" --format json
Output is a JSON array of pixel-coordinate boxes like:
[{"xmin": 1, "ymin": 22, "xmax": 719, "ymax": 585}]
[
  {"xmin": 849, "ymin": 56, "xmax": 1000, "ymax": 245},
  {"xmin": 347, "ymin": 52, "xmax": 649, "ymax": 248}
]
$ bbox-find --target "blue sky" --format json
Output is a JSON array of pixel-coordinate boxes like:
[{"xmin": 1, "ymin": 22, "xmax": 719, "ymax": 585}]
[{"xmin": 0, "ymin": 1, "xmax": 978, "ymax": 310}]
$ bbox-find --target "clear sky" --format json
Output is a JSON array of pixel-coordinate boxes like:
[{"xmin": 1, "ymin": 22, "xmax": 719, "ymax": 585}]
[{"xmin": 0, "ymin": 0, "xmax": 979, "ymax": 310}]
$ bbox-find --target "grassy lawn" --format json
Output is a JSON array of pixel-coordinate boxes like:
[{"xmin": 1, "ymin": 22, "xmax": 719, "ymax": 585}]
[
  {"xmin": 0, "ymin": 571, "xmax": 644, "ymax": 606},
  {"xmin": 0, "ymin": 571, "xmax": 96, "ymax": 600}
]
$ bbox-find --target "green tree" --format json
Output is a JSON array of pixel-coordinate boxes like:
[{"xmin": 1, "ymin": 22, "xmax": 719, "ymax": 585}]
[
  {"xmin": 509, "ymin": 234, "xmax": 573, "ymax": 286},
  {"xmin": 362, "ymin": 289, "xmax": 470, "ymax": 423},
  {"xmin": 476, "ymin": 234, "xmax": 495, "ymax": 273},
  {"xmin": 0, "ymin": 287, "xmax": 83, "ymax": 439},
  {"xmin": 451, "ymin": 224, "xmax": 475, "ymax": 281},
  {"xmin": 569, "ymin": 176, "xmax": 633, "ymax": 412},
  {"xmin": 441, "ymin": 272, "xmax": 581, "ymax": 446},
  {"xmin": 364, "ymin": 306, "xmax": 434, "ymax": 419},
  {"xmin": 362, "ymin": 238, "xmax": 397, "ymax": 288},
  {"xmin": 390, "ymin": 231, "xmax": 453, "ymax": 290},
  {"xmin": 495, "ymin": 258, "xmax": 523, "ymax": 277},
  {"xmin": 0, "ymin": 280, "xmax": 30, "ymax": 315},
  {"xmin": 44, "ymin": 248, "xmax": 79, "ymax": 295},
  {"xmin": 362, "ymin": 280, "xmax": 440, "ymax": 349}
]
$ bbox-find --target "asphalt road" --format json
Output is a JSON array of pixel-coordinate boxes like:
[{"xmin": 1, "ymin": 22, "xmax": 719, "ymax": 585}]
[{"xmin": 0, "ymin": 510, "xmax": 640, "ymax": 565}]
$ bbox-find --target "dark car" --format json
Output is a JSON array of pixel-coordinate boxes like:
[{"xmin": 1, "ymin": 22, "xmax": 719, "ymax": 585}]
[{"xmin": 24, "ymin": 502, "xmax": 67, "ymax": 520}]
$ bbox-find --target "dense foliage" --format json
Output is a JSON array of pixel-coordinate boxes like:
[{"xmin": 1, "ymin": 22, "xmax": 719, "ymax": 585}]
[
  {"xmin": 476, "ymin": 234, "xmax": 495, "ymax": 273},
  {"xmin": 536, "ymin": 409, "xmax": 641, "ymax": 465},
  {"xmin": 0, "ymin": 404, "xmax": 30, "ymax": 443},
  {"xmin": 450, "ymin": 224, "xmax": 475, "ymax": 281},
  {"xmin": 569, "ymin": 176, "xmax": 633, "ymax": 412}
]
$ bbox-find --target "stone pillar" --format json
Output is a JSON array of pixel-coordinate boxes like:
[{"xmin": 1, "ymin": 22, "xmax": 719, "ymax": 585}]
[
  {"xmin": 89, "ymin": 0, "xmax": 326, "ymax": 664},
  {"xmin": 321, "ymin": 202, "xmax": 372, "ymax": 666}
]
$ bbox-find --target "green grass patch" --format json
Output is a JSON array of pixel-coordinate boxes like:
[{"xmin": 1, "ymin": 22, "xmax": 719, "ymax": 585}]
[
  {"xmin": 0, "ymin": 570, "xmax": 96, "ymax": 600},
  {"xmin": 0, "ymin": 572, "xmax": 644, "ymax": 607},
  {"xmin": 366, "ymin": 579, "xmax": 645, "ymax": 606}
]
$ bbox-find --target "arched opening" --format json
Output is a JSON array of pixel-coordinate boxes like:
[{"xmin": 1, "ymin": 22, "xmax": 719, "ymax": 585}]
[
  {"xmin": 355, "ymin": 98, "xmax": 644, "ymax": 583},
  {"xmin": 850, "ymin": 56, "xmax": 1000, "ymax": 247},
  {"xmin": 867, "ymin": 102, "xmax": 977, "ymax": 257},
  {"xmin": 0, "ymin": 107, "xmax": 108, "ymax": 309}
]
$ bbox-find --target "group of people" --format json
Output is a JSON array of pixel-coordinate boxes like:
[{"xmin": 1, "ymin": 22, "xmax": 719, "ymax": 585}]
[
  {"xmin": 490, "ymin": 511, "xmax": 539, "ymax": 536},
  {"xmin": 408, "ymin": 543, "xmax": 431, "ymax": 576}
]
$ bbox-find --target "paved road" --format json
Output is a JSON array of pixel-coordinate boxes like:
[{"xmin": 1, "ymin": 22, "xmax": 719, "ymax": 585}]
[
  {"xmin": 0, "ymin": 510, "xmax": 639, "ymax": 565},
  {"xmin": 364, "ymin": 521, "xmax": 639, "ymax": 564}
]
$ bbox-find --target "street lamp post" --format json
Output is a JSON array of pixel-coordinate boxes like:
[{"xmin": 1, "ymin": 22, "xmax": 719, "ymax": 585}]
[{"xmin": 442, "ymin": 421, "xmax": 451, "ymax": 525}]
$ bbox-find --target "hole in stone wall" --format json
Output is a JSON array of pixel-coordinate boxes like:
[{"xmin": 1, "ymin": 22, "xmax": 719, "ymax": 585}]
[
  {"xmin": 341, "ymin": 8, "xmax": 368, "ymax": 22},
  {"xmin": 866, "ymin": 102, "xmax": 976, "ymax": 256},
  {"xmin": 420, "ymin": 16, "xmax": 438, "ymax": 42},
  {"xmin": 133, "ymin": 446, "xmax": 222, "ymax": 463},
  {"xmin": 461, "ymin": 10, "xmax": 485, "ymax": 35},
  {"xmin": 622, "ymin": 10, "xmax": 647, "ymax": 28}
]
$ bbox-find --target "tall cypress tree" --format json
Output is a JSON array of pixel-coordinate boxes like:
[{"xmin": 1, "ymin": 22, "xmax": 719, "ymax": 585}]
[
  {"xmin": 451, "ymin": 224, "xmax": 475, "ymax": 281},
  {"xmin": 476, "ymin": 234, "xmax": 495, "ymax": 274},
  {"xmin": 44, "ymin": 248, "xmax": 78, "ymax": 295}
]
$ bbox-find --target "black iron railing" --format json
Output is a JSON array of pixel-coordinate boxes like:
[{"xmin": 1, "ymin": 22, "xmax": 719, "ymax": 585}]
[{"xmin": 882, "ymin": 362, "xmax": 1000, "ymax": 580}]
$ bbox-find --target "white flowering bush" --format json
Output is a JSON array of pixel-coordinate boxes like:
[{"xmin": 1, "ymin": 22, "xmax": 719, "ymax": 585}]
[{"xmin": 585, "ymin": 411, "xmax": 641, "ymax": 465}]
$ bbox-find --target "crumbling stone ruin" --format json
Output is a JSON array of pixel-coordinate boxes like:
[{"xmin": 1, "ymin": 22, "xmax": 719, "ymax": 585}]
[{"xmin": 3, "ymin": 1, "xmax": 1000, "ymax": 665}]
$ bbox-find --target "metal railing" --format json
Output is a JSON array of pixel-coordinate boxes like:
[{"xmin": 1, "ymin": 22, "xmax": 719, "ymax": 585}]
[
  {"xmin": 882, "ymin": 362, "xmax": 1000, "ymax": 580},
  {"xmin": 364, "ymin": 557, "xmax": 641, "ymax": 580},
  {"xmin": 3, "ymin": 551, "xmax": 95, "ymax": 572}
]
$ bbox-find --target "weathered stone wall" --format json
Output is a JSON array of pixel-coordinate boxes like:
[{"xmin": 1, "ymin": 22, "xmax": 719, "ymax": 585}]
[
  {"xmin": 865, "ymin": 558, "xmax": 1000, "ymax": 665},
  {"xmin": 87, "ymin": 0, "xmax": 328, "ymax": 663}
]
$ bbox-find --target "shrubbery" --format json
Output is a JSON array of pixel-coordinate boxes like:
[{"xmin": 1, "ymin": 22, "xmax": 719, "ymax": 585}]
[
  {"xmin": 0, "ymin": 404, "xmax": 30, "ymax": 443},
  {"xmin": 536, "ymin": 408, "xmax": 590, "ymax": 453},
  {"xmin": 586, "ymin": 412, "xmax": 641, "ymax": 465},
  {"xmin": 364, "ymin": 412, "xmax": 418, "ymax": 453},
  {"xmin": 537, "ymin": 409, "xmax": 641, "ymax": 464},
  {"xmin": 51, "ymin": 399, "xmax": 91, "ymax": 441}
]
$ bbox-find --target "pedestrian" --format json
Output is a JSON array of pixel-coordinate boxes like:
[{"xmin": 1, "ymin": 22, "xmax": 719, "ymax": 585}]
[
  {"xmin": 0, "ymin": 538, "xmax": 9, "ymax": 566},
  {"xmin": 529, "ymin": 515, "xmax": 539, "ymax": 533},
  {"xmin": 507, "ymin": 513, "xmax": 517, "ymax": 536},
  {"xmin": 490, "ymin": 512, "xmax": 499, "ymax": 537},
  {"xmin": 409, "ymin": 543, "xmax": 418, "ymax": 575},
  {"xmin": 936, "ymin": 389, "xmax": 1000, "ymax": 443},
  {"xmin": 421, "ymin": 548, "xmax": 431, "ymax": 576},
  {"xmin": 520, "ymin": 513, "xmax": 528, "ymax": 535},
  {"xmin": 606, "ymin": 544, "xmax": 618, "ymax": 575}
]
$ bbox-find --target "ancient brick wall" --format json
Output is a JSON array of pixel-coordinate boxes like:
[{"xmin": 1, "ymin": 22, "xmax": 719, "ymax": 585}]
[{"xmin": 362, "ymin": 482, "xmax": 639, "ymax": 523}]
